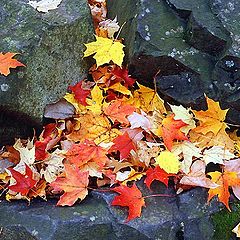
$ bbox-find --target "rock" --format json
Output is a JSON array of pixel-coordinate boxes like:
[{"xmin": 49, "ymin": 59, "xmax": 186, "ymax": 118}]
[
  {"xmin": 0, "ymin": 226, "xmax": 37, "ymax": 240},
  {"xmin": 166, "ymin": 0, "xmax": 231, "ymax": 56},
  {"xmin": 0, "ymin": 0, "xmax": 94, "ymax": 125},
  {"xmin": 0, "ymin": 183, "xmax": 222, "ymax": 240},
  {"xmin": 209, "ymin": 0, "xmax": 240, "ymax": 121},
  {"xmin": 107, "ymin": 0, "xmax": 215, "ymax": 110},
  {"xmin": 107, "ymin": 0, "xmax": 240, "ymax": 124}
]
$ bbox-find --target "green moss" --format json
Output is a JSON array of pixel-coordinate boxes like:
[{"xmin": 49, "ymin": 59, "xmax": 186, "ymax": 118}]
[{"xmin": 212, "ymin": 203, "xmax": 240, "ymax": 240}]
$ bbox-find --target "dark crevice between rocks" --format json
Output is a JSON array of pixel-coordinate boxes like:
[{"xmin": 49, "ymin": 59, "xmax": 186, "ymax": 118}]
[{"xmin": 0, "ymin": 108, "xmax": 41, "ymax": 147}]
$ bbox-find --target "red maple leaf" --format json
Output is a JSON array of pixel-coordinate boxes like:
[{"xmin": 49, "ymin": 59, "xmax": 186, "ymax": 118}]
[
  {"xmin": 159, "ymin": 114, "xmax": 188, "ymax": 150},
  {"xmin": 0, "ymin": 52, "xmax": 25, "ymax": 76},
  {"xmin": 111, "ymin": 66, "xmax": 136, "ymax": 87},
  {"xmin": 8, "ymin": 164, "xmax": 37, "ymax": 195},
  {"xmin": 35, "ymin": 137, "xmax": 51, "ymax": 160},
  {"xmin": 108, "ymin": 132, "xmax": 136, "ymax": 160},
  {"xmin": 42, "ymin": 123, "xmax": 57, "ymax": 139},
  {"xmin": 144, "ymin": 166, "xmax": 175, "ymax": 189},
  {"xmin": 111, "ymin": 183, "xmax": 145, "ymax": 221},
  {"xmin": 65, "ymin": 140, "xmax": 108, "ymax": 168},
  {"xmin": 50, "ymin": 164, "xmax": 89, "ymax": 206},
  {"xmin": 68, "ymin": 81, "xmax": 91, "ymax": 106}
]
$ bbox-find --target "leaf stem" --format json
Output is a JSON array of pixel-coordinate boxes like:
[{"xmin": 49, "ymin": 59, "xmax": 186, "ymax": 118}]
[{"xmin": 143, "ymin": 193, "xmax": 176, "ymax": 199}]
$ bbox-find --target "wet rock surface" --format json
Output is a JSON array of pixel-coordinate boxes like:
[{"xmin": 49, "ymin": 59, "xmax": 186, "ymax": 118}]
[
  {"xmin": 0, "ymin": 185, "xmax": 221, "ymax": 240},
  {"xmin": 107, "ymin": 0, "xmax": 240, "ymax": 123},
  {"xmin": 0, "ymin": 0, "xmax": 94, "ymax": 125}
]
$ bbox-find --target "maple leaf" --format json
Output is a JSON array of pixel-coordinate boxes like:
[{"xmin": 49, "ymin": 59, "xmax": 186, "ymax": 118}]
[
  {"xmin": 0, "ymin": 52, "xmax": 25, "ymax": 76},
  {"xmin": 172, "ymin": 141, "xmax": 202, "ymax": 174},
  {"xmin": 28, "ymin": 0, "xmax": 62, "ymax": 13},
  {"xmin": 8, "ymin": 164, "xmax": 37, "ymax": 196},
  {"xmin": 180, "ymin": 160, "xmax": 219, "ymax": 189},
  {"xmin": 134, "ymin": 141, "xmax": 162, "ymax": 167},
  {"xmin": 155, "ymin": 151, "xmax": 180, "ymax": 174},
  {"xmin": 68, "ymin": 81, "xmax": 91, "ymax": 106},
  {"xmin": 98, "ymin": 17, "xmax": 120, "ymax": 39},
  {"xmin": 35, "ymin": 137, "xmax": 51, "ymax": 161},
  {"xmin": 65, "ymin": 140, "xmax": 108, "ymax": 168},
  {"xmin": 128, "ymin": 111, "xmax": 151, "ymax": 132},
  {"xmin": 13, "ymin": 139, "xmax": 35, "ymax": 166},
  {"xmin": 111, "ymin": 183, "xmax": 145, "ymax": 221},
  {"xmin": 232, "ymin": 222, "xmax": 240, "ymax": 238},
  {"xmin": 144, "ymin": 166, "xmax": 175, "ymax": 189},
  {"xmin": 111, "ymin": 66, "xmax": 136, "ymax": 87},
  {"xmin": 189, "ymin": 125, "xmax": 235, "ymax": 152},
  {"xmin": 129, "ymin": 84, "xmax": 166, "ymax": 113},
  {"xmin": 193, "ymin": 97, "xmax": 228, "ymax": 135},
  {"xmin": 50, "ymin": 164, "xmax": 89, "ymax": 206},
  {"xmin": 158, "ymin": 114, "xmax": 188, "ymax": 151},
  {"xmin": 40, "ymin": 149, "xmax": 65, "ymax": 183},
  {"xmin": 104, "ymin": 100, "xmax": 136, "ymax": 125},
  {"xmin": 224, "ymin": 158, "xmax": 240, "ymax": 200},
  {"xmin": 116, "ymin": 168, "xmax": 145, "ymax": 185},
  {"xmin": 170, "ymin": 104, "xmax": 196, "ymax": 134},
  {"xmin": 86, "ymin": 85, "xmax": 104, "ymax": 114},
  {"xmin": 202, "ymin": 146, "xmax": 235, "ymax": 165},
  {"xmin": 84, "ymin": 36, "xmax": 125, "ymax": 67},
  {"xmin": 66, "ymin": 111, "xmax": 120, "ymax": 144},
  {"xmin": 107, "ymin": 159, "xmax": 132, "ymax": 173},
  {"xmin": 108, "ymin": 82, "xmax": 132, "ymax": 96},
  {"xmin": 109, "ymin": 132, "xmax": 137, "ymax": 160},
  {"xmin": 207, "ymin": 171, "xmax": 240, "ymax": 210}
]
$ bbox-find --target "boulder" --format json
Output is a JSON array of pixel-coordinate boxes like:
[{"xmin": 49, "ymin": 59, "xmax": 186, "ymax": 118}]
[
  {"xmin": 107, "ymin": 0, "xmax": 215, "ymax": 110},
  {"xmin": 166, "ymin": 0, "xmax": 231, "ymax": 56},
  {"xmin": 209, "ymin": 0, "xmax": 240, "ymax": 123},
  {"xmin": 107, "ymin": 0, "xmax": 240, "ymax": 121},
  {"xmin": 0, "ymin": 0, "xmax": 94, "ymax": 125},
  {"xmin": 0, "ymin": 184, "xmax": 221, "ymax": 240}
]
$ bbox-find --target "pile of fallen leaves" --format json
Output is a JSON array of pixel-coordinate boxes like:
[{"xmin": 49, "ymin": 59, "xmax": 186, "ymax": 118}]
[{"xmin": 0, "ymin": 1, "xmax": 240, "ymax": 234}]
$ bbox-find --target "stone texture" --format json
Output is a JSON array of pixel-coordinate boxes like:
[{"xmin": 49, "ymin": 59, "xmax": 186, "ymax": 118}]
[
  {"xmin": 107, "ymin": 0, "xmax": 240, "ymax": 123},
  {"xmin": 0, "ymin": 183, "xmax": 222, "ymax": 240},
  {"xmin": 0, "ymin": 0, "xmax": 94, "ymax": 124},
  {"xmin": 209, "ymin": 0, "xmax": 240, "ymax": 123},
  {"xmin": 107, "ymin": 0, "xmax": 215, "ymax": 110},
  {"xmin": 166, "ymin": 0, "xmax": 231, "ymax": 56}
]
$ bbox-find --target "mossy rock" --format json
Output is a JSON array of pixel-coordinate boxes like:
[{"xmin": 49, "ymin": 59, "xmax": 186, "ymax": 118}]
[{"xmin": 0, "ymin": 0, "xmax": 94, "ymax": 124}]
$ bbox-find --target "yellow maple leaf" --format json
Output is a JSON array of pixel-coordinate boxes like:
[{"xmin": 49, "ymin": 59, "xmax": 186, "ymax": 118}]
[
  {"xmin": 108, "ymin": 82, "xmax": 132, "ymax": 96},
  {"xmin": 64, "ymin": 93, "xmax": 87, "ymax": 114},
  {"xmin": 66, "ymin": 111, "xmax": 120, "ymax": 144},
  {"xmin": 193, "ymin": 97, "xmax": 228, "ymax": 135},
  {"xmin": 189, "ymin": 126, "xmax": 235, "ymax": 152},
  {"xmin": 83, "ymin": 36, "xmax": 125, "ymax": 67},
  {"xmin": 155, "ymin": 151, "xmax": 180, "ymax": 174},
  {"xmin": 86, "ymin": 85, "xmax": 104, "ymax": 114},
  {"xmin": 128, "ymin": 84, "xmax": 166, "ymax": 114}
]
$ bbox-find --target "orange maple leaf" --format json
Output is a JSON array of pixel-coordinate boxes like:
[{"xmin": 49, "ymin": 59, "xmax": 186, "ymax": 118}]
[
  {"xmin": 208, "ymin": 171, "xmax": 240, "ymax": 210},
  {"xmin": 0, "ymin": 52, "xmax": 25, "ymax": 76},
  {"xmin": 50, "ymin": 164, "xmax": 89, "ymax": 206},
  {"xmin": 159, "ymin": 114, "xmax": 188, "ymax": 151},
  {"xmin": 65, "ymin": 140, "xmax": 108, "ymax": 168},
  {"xmin": 111, "ymin": 183, "xmax": 145, "ymax": 221},
  {"xmin": 104, "ymin": 100, "xmax": 136, "ymax": 124}
]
